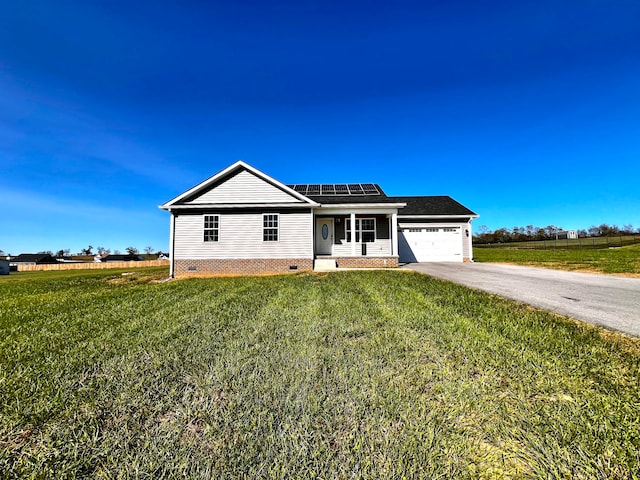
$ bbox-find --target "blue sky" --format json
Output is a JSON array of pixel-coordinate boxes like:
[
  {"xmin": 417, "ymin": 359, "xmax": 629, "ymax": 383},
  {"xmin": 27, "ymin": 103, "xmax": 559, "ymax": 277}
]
[{"xmin": 2, "ymin": 0, "xmax": 639, "ymax": 254}]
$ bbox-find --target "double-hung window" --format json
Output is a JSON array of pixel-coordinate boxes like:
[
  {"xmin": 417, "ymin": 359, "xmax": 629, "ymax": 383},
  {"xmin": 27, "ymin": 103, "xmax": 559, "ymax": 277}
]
[
  {"xmin": 263, "ymin": 214, "xmax": 279, "ymax": 242},
  {"xmin": 204, "ymin": 215, "xmax": 219, "ymax": 242},
  {"xmin": 346, "ymin": 218, "xmax": 376, "ymax": 243},
  {"xmin": 360, "ymin": 218, "xmax": 375, "ymax": 242}
]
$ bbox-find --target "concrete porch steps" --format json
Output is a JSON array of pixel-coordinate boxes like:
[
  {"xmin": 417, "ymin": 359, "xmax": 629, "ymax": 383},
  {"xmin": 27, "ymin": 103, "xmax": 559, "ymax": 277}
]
[{"xmin": 314, "ymin": 258, "xmax": 337, "ymax": 271}]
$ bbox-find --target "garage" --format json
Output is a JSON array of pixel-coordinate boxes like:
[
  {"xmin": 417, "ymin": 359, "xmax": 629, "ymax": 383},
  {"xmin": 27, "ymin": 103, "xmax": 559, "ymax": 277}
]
[{"xmin": 398, "ymin": 226, "xmax": 463, "ymax": 262}]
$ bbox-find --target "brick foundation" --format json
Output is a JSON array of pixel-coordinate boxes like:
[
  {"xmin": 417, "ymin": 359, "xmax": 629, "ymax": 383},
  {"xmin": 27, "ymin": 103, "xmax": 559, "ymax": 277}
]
[
  {"xmin": 174, "ymin": 258, "xmax": 314, "ymax": 277},
  {"xmin": 330, "ymin": 256, "xmax": 398, "ymax": 268}
]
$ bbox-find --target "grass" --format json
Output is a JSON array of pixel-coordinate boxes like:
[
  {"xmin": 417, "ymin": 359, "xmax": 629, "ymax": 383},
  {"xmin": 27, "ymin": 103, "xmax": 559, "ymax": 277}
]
[
  {"xmin": 474, "ymin": 243, "xmax": 640, "ymax": 276},
  {"xmin": 1, "ymin": 267, "xmax": 640, "ymax": 478}
]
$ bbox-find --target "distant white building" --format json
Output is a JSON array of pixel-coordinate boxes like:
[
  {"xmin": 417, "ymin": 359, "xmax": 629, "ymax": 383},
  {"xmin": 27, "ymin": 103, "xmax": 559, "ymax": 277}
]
[{"xmin": 556, "ymin": 230, "xmax": 578, "ymax": 240}]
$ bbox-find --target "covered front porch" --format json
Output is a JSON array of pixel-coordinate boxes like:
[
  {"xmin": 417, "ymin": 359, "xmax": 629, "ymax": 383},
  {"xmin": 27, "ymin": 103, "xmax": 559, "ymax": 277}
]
[{"xmin": 313, "ymin": 207, "xmax": 400, "ymax": 269}]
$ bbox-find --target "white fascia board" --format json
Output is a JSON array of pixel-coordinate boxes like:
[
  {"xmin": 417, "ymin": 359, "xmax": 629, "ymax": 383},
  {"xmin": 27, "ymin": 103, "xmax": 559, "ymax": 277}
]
[
  {"xmin": 159, "ymin": 160, "xmax": 317, "ymax": 209},
  {"xmin": 398, "ymin": 214, "xmax": 479, "ymax": 219},
  {"xmin": 164, "ymin": 202, "xmax": 317, "ymax": 211},
  {"xmin": 318, "ymin": 202, "xmax": 406, "ymax": 210},
  {"xmin": 316, "ymin": 203, "xmax": 406, "ymax": 216}
]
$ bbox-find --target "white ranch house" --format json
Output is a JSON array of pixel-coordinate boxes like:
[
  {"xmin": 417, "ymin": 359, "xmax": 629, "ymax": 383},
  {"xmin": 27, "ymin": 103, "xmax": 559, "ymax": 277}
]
[{"xmin": 160, "ymin": 161, "xmax": 478, "ymax": 277}]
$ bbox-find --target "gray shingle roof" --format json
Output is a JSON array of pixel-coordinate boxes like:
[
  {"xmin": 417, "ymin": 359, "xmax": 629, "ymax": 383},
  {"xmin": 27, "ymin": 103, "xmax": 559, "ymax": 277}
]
[
  {"xmin": 10, "ymin": 253, "xmax": 59, "ymax": 264},
  {"xmin": 290, "ymin": 181, "xmax": 476, "ymax": 216},
  {"xmin": 389, "ymin": 196, "xmax": 477, "ymax": 216}
]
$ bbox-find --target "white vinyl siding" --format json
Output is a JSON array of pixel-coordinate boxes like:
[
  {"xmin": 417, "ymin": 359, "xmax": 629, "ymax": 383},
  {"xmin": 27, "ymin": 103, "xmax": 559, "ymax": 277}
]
[
  {"xmin": 185, "ymin": 170, "xmax": 303, "ymax": 205},
  {"xmin": 174, "ymin": 212, "xmax": 312, "ymax": 259},
  {"xmin": 463, "ymin": 224, "xmax": 471, "ymax": 259}
]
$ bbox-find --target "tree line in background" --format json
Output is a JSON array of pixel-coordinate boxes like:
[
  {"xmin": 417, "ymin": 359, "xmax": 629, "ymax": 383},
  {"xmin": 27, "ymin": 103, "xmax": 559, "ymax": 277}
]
[
  {"xmin": 0, "ymin": 246, "xmax": 163, "ymax": 258},
  {"xmin": 474, "ymin": 223, "xmax": 639, "ymax": 244},
  {"xmin": 73, "ymin": 245, "xmax": 160, "ymax": 256}
]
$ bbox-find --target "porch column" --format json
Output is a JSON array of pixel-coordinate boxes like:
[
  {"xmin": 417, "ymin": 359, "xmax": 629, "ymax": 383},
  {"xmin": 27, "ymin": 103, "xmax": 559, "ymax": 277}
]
[
  {"xmin": 350, "ymin": 212, "xmax": 356, "ymax": 256},
  {"xmin": 391, "ymin": 212, "xmax": 398, "ymax": 256}
]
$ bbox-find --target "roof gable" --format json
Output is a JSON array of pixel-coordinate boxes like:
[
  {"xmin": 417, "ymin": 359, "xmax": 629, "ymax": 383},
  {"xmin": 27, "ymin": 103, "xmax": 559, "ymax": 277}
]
[
  {"xmin": 160, "ymin": 161, "xmax": 318, "ymax": 209},
  {"xmin": 187, "ymin": 169, "xmax": 300, "ymax": 205}
]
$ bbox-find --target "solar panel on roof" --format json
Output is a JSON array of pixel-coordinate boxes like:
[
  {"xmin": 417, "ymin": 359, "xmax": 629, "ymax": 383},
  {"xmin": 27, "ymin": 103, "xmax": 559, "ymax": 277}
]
[
  {"xmin": 287, "ymin": 183, "xmax": 380, "ymax": 196},
  {"xmin": 347, "ymin": 184, "xmax": 364, "ymax": 195},
  {"xmin": 335, "ymin": 184, "xmax": 349, "ymax": 194},
  {"xmin": 362, "ymin": 183, "xmax": 379, "ymax": 194}
]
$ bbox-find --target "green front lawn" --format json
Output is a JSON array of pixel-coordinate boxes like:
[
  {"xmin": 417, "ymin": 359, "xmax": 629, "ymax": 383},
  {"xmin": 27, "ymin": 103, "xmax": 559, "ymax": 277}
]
[
  {"xmin": 474, "ymin": 243, "xmax": 640, "ymax": 275},
  {"xmin": 1, "ymin": 269, "xmax": 639, "ymax": 478}
]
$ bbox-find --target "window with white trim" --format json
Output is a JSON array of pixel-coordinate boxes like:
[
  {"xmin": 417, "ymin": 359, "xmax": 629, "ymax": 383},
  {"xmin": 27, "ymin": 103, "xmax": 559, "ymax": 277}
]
[
  {"xmin": 346, "ymin": 218, "xmax": 376, "ymax": 243},
  {"xmin": 360, "ymin": 218, "xmax": 375, "ymax": 242},
  {"xmin": 263, "ymin": 214, "xmax": 279, "ymax": 241},
  {"xmin": 204, "ymin": 215, "xmax": 219, "ymax": 242}
]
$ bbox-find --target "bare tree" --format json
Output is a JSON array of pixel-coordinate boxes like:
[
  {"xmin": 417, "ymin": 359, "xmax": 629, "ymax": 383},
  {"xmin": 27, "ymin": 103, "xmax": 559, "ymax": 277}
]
[
  {"xmin": 144, "ymin": 246, "xmax": 154, "ymax": 255},
  {"xmin": 544, "ymin": 225, "xmax": 560, "ymax": 239},
  {"xmin": 525, "ymin": 225, "xmax": 535, "ymax": 238},
  {"xmin": 125, "ymin": 246, "xmax": 139, "ymax": 255},
  {"xmin": 598, "ymin": 223, "xmax": 619, "ymax": 236},
  {"xmin": 473, "ymin": 222, "xmax": 637, "ymax": 244}
]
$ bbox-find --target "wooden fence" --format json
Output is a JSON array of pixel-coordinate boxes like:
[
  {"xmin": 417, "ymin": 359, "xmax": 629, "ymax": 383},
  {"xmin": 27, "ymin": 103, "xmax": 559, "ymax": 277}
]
[{"xmin": 17, "ymin": 260, "xmax": 169, "ymax": 272}]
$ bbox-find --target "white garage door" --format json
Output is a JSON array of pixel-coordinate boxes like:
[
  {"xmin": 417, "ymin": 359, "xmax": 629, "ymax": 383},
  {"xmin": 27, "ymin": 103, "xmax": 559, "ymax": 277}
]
[{"xmin": 398, "ymin": 227, "xmax": 463, "ymax": 262}]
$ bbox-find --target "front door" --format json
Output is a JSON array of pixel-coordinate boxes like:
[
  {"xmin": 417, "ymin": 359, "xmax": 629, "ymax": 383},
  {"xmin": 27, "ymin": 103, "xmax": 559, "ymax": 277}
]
[{"xmin": 315, "ymin": 218, "xmax": 334, "ymax": 255}]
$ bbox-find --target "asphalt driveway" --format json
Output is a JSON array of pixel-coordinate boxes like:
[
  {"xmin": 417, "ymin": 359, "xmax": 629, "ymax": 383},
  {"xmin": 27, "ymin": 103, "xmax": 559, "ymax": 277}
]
[{"xmin": 404, "ymin": 262, "xmax": 640, "ymax": 337}]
